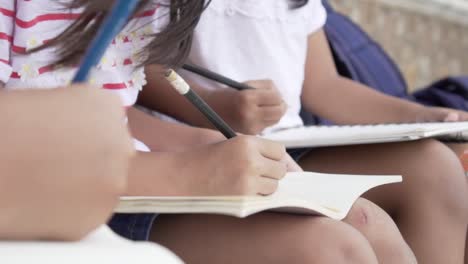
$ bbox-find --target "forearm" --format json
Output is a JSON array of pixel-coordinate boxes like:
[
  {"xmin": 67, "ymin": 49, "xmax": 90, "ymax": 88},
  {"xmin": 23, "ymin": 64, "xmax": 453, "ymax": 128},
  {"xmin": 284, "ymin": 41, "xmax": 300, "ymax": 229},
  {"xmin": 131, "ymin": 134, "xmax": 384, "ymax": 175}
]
[
  {"xmin": 302, "ymin": 76, "xmax": 424, "ymax": 124},
  {"xmin": 139, "ymin": 65, "xmax": 213, "ymax": 128},
  {"xmin": 126, "ymin": 152, "xmax": 193, "ymax": 196},
  {"xmin": 128, "ymin": 107, "xmax": 223, "ymax": 152},
  {"xmin": 303, "ymin": 30, "xmax": 425, "ymax": 125}
]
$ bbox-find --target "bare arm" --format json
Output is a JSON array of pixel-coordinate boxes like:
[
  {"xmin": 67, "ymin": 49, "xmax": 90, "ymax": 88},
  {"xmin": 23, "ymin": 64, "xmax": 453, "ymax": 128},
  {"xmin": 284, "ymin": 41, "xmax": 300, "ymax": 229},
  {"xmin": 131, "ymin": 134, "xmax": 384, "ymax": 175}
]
[
  {"xmin": 0, "ymin": 87, "xmax": 134, "ymax": 241},
  {"xmin": 126, "ymin": 151, "xmax": 191, "ymax": 196},
  {"xmin": 138, "ymin": 65, "xmax": 212, "ymax": 127},
  {"xmin": 301, "ymin": 30, "xmax": 431, "ymax": 125},
  {"xmin": 125, "ymin": 134, "xmax": 289, "ymax": 197},
  {"xmin": 128, "ymin": 107, "xmax": 224, "ymax": 152}
]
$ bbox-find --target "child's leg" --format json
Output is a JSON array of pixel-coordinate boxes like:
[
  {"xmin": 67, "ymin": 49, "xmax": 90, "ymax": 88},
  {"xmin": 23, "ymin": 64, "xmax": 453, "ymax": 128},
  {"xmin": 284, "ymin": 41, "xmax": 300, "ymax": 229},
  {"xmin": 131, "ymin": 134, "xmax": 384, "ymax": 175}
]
[
  {"xmin": 439, "ymin": 143, "xmax": 468, "ymax": 263},
  {"xmin": 446, "ymin": 143, "xmax": 468, "ymax": 172},
  {"xmin": 150, "ymin": 198, "xmax": 413, "ymax": 264},
  {"xmin": 445, "ymin": 143, "xmax": 468, "ymax": 157},
  {"xmin": 345, "ymin": 198, "xmax": 416, "ymax": 263},
  {"xmin": 151, "ymin": 213, "xmax": 377, "ymax": 264},
  {"xmin": 299, "ymin": 139, "xmax": 468, "ymax": 264}
]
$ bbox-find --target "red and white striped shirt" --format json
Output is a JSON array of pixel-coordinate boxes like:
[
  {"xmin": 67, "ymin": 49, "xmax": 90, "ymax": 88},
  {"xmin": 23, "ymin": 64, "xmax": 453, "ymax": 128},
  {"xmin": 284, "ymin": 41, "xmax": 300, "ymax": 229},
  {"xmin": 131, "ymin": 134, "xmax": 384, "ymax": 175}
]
[{"xmin": 0, "ymin": 0, "xmax": 167, "ymax": 108}]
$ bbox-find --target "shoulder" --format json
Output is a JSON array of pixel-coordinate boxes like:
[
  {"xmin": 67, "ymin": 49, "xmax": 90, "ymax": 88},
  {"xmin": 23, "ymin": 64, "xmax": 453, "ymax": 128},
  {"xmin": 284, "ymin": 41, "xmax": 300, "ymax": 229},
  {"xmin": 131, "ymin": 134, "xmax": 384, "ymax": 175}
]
[
  {"xmin": 299, "ymin": 0, "xmax": 327, "ymax": 35},
  {"xmin": 202, "ymin": 0, "xmax": 326, "ymax": 27}
]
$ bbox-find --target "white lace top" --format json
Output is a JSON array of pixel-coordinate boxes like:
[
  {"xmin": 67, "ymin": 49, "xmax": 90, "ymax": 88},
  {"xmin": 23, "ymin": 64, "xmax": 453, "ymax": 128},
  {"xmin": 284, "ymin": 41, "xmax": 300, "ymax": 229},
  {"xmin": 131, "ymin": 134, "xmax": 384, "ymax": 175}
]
[{"xmin": 180, "ymin": 0, "xmax": 326, "ymax": 133}]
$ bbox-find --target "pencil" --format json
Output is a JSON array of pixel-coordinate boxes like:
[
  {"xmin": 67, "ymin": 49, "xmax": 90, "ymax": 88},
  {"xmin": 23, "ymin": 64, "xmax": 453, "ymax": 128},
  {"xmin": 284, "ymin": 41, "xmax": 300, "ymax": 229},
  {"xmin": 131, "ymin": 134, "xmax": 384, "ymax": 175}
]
[
  {"xmin": 73, "ymin": 0, "xmax": 140, "ymax": 83},
  {"xmin": 164, "ymin": 69, "xmax": 237, "ymax": 139},
  {"xmin": 182, "ymin": 64, "xmax": 253, "ymax": 91}
]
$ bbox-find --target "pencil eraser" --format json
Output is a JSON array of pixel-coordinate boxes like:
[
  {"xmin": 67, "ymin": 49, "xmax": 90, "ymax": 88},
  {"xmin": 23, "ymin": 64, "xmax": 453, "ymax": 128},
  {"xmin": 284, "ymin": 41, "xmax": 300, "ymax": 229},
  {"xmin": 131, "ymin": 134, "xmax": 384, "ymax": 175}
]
[{"xmin": 165, "ymin": 70, "xmax": 190, "ymax": 95}]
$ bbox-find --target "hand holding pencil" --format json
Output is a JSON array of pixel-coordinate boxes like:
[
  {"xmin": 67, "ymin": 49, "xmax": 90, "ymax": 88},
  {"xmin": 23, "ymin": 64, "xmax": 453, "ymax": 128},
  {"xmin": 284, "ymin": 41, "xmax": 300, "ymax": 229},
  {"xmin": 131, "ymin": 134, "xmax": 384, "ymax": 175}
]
[
  {"xmin": 171, "ymin": 135, "xmax": 289, "ymax": 196},
  {"xmin": 181, "ymin": 64, "xmax": 288, "ymax": 134},
  {"xmin": 164, "ymin": 69, "xmax": 302, "ymax": 173},
  {"xmin": 204, "ymin": 80, "xmax": 287, "ymax": 135}
]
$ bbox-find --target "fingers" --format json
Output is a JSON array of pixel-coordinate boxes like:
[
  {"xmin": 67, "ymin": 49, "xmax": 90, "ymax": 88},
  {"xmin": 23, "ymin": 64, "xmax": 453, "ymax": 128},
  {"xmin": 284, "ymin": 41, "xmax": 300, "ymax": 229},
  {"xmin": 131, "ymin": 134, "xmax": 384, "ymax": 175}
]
[
  {"xmin": 256, "ymin": 89, "xmax": 284, "ymax": 106},
  {"xmin": 222, "ymin": 137, "xmax": 290, "ymax": 196},
  {"xmin": 236, "ymin": 80, "xmax": 287, "ymax": 132},
  {"xmin": 256, "ymin": 177, "xmax": 279, "ymax": 196},
  {"xmin": 254, "ymin": 139, "xmax": 288, "ymax": 196},
  {"xmin": 425, "ymin": 107, "xmax": 468, "ymax": 123},
  {"xmin": 254, "ymin": 138, "xmax": 287, "ymax": 161},
  {"xmin": 256, "ymin": 155, "xmax": 289, "ymax": 195},
  {"xmin": 244, "ymin": 80, "xmax": 284, "ymax": 106},
  {"xmin": 456, "ymin": 111, "xmax": 468, "ymax": 121},
  {"xmin": 260, "ymin": 157, "xmax": 288, "ymax": 181},
  {"xmin": 444, "ymin": 112, "xmax": 460, "ymax": 122},
  {"xmin": 260, "ymin": 103, "xmax": 287, "ymax": 122},
  {"xmin": 440, "ymin": 109, "xmax": 468, "ymax": 122}
]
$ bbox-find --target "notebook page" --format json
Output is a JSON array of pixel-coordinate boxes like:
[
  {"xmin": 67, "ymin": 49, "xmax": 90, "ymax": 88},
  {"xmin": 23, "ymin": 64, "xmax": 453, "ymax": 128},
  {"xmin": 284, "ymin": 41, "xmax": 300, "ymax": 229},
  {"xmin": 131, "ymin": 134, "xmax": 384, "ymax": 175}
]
[{"xmin": 263, "ymin": 172, "xmax": 402, "ymax": 219}]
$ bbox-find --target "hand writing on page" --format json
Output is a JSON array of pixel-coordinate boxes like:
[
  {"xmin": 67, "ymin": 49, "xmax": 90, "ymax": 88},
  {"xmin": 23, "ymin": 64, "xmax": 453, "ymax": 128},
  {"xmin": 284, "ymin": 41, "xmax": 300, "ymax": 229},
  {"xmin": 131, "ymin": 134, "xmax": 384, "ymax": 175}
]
[{"xmin": 176, "ymin": 136, "xmax": 288, "ymax": 196}]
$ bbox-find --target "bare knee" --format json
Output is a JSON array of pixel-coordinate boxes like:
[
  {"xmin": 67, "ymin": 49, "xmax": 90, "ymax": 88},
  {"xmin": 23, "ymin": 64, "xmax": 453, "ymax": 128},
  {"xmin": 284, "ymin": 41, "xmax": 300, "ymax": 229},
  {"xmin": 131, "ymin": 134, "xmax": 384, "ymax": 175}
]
[
  {"xmin": 287, "ymin": 218, "xmax": 378, "ymax": 264},
  {"xmin": 345, "ymin": 199, "xmax": 417, "ymax": 263},
  {"xmin": 345, "ymin": 198, "xmax": 401, "ymax": 231}
]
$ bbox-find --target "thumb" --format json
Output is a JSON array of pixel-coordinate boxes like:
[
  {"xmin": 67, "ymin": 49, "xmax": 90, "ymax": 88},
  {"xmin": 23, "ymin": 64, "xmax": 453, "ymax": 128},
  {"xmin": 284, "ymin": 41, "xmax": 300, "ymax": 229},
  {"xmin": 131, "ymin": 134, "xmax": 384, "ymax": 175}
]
[
  {"xmin": 443, "ymin": 112, "xmax": 460, "ymax": 122},
  {"xmin": 244, "ymin": 80, "xmax": 274, "ymax": 90}
]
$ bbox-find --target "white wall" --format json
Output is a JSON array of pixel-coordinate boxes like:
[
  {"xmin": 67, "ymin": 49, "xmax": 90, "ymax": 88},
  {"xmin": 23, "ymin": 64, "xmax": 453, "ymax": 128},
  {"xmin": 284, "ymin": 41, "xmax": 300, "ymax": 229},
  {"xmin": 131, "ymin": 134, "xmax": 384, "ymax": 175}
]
[
  {"xmin": 380, "ymin": 0, "xmax": 468, "ymax": 25},
  {"xmin": 330, "ymin": 0, "xmax": 468, "ymax": 90}
]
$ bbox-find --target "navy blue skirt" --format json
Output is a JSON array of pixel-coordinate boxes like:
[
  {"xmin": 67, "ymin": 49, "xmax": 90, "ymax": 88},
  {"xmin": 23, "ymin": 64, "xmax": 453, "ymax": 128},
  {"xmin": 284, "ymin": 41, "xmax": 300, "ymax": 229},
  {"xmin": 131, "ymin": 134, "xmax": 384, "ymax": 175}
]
[
  {"xmin": 108, "ymin": 213, "xmax": 158, "ymax": 241},
  {"xmin": 287, "ymin": 148, "xmax": 311, "ymax": 162}
]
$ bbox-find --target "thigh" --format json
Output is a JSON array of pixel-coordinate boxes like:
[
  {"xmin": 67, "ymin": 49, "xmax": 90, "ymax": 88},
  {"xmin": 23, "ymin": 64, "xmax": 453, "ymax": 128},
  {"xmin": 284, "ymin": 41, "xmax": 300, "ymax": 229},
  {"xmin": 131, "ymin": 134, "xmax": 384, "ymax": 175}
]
[
  {"xmin": 150, "ymin": 213, "xmax": 377, "ymax": 264},
  {"xmin": 445, "ymin": 142, "xmax": 468, "ymax": 157},
  {"xmin": 446, "ymin": 143, "xmax": 468, "ymax": 172},
  {"xmin": 298, "ymin": 139, "xmax": 467, "ymax": 215}
]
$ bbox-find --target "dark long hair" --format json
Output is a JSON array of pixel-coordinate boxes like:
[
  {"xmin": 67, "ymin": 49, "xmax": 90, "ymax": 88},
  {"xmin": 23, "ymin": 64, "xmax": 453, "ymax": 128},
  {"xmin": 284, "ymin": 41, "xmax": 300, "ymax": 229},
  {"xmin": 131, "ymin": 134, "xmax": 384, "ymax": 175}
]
[
  {"xmin": 35, "ymin": 0, "xmax": 209, "ymax": 69},
  {"xmin": 290, "ymin": 0, "xmax": 308, "ymax": 9},
  {"xmin": 37, "ymin": 0, "xmax": 307, "ymax": 69}
]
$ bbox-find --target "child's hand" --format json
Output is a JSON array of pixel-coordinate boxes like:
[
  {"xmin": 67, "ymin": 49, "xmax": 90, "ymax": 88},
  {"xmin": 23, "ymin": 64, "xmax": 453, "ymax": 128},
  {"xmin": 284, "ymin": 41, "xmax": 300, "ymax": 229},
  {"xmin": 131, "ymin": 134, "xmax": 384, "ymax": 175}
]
[
  {"xmin": 178, "ymin": 136, "xmax": 288, "ymax": 196},
  {"xmin": 284, "ymin": 154, "xmax": 304, "ymax": 172},
  {"xmin": 0, "ymin": 86, "xmax": 135, "ymax": 241},
  {"xmin": 206, "ymin": 80, "xmax": 287, "ymax": 135},
  {"xmin": 417, "ymin": 106, "xmax": 468, "ymax": 123}
]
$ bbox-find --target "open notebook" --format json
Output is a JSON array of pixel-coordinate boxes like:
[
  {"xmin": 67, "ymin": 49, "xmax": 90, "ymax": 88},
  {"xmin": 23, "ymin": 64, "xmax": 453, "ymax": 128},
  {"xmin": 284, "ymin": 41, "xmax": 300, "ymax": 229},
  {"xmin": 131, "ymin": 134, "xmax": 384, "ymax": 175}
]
[
  {"xmin": 116, "ymin": 172, "xmax": 401, "ymax": 220},
  {"xmin": 262, "ymin": 122, "xmax": 468, "ymax": 148}
]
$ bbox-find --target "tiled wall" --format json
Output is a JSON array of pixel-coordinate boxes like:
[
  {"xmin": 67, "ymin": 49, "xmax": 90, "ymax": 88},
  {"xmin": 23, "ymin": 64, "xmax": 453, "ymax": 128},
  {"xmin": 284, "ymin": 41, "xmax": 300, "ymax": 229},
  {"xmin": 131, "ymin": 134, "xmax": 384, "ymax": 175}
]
[{"xmin": 329, "ymin": 0, "xmax": 468, "ymax": 91}]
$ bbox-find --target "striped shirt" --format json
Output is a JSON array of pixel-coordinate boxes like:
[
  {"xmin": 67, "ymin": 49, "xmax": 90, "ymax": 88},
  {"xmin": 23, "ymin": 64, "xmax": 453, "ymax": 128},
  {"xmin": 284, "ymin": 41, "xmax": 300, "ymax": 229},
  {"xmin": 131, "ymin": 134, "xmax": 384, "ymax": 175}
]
[{"xmin": 0, "ymin": 0, "xmax": 167, "ymax": 108}]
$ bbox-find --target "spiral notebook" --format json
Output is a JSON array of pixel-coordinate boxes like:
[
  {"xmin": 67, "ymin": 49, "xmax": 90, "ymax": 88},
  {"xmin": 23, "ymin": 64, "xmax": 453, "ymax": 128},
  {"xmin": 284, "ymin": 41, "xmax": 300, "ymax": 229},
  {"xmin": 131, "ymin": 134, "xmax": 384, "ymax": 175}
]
[
  {"xmin": 262, "ymin": 122, "xmax": 468, "ymax": 148},
  {"xmin": 116, "ymin": 172, "xmax": 401, "ymax": 220}
]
